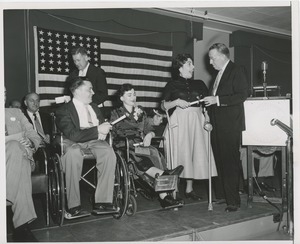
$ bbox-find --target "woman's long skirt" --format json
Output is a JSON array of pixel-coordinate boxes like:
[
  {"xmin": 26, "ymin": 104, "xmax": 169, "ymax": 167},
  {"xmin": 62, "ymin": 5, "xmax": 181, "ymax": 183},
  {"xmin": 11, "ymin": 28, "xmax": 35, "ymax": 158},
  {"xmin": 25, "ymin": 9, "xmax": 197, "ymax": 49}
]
[{"xmin": 163, "ymin": 107, "xmax": 217, "ymax": 179}]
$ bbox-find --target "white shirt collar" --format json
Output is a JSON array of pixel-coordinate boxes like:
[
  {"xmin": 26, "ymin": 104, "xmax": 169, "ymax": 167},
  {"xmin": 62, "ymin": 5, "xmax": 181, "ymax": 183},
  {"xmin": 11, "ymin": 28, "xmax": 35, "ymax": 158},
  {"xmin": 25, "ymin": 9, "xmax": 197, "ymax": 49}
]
[
  {"xmin": 73, "ymin": 98, "xmax": 98, "ymax": 128},
  {"xmin": 27, "ymin": 109, "xmax": 40, "ymax": 119},
  {"xmin": 78, "ymin": 62, "xmax": 90, "ymax": 77},
  {"xmin": 220, "ymin": 60, "xmax": 230, "ymax": 73}
]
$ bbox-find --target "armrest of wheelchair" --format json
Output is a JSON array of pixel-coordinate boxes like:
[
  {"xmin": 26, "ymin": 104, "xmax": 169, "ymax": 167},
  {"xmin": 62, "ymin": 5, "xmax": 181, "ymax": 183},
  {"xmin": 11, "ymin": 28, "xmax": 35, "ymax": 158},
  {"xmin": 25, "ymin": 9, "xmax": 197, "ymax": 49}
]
[
  {"xmin": 32, "ymin": 147, "xmax": 49, "ymax": 176},
  {"xmin": 151, "ymin": 136, "xmax": 165, "ymax": 142}
]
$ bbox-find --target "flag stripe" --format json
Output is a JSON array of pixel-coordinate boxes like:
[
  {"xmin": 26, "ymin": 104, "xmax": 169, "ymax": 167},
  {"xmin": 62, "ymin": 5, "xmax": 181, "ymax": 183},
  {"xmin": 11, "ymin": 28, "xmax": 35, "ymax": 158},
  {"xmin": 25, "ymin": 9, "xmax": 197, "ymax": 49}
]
[{"xmin": 34, "ymin": 27, "xmax": 172, "ymax": 108}]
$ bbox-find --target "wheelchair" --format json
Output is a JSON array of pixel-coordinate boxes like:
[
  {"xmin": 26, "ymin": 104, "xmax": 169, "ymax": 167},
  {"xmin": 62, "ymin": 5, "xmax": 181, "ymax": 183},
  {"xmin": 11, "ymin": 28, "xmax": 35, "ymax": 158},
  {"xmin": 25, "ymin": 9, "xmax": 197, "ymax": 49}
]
[
  {"xmin": 47, "ymin": 115, "xmax": 132, "ymax": 226},
  {"xmin": 113, "ymin": 136, "xmax": 181, "ymax": 210}
]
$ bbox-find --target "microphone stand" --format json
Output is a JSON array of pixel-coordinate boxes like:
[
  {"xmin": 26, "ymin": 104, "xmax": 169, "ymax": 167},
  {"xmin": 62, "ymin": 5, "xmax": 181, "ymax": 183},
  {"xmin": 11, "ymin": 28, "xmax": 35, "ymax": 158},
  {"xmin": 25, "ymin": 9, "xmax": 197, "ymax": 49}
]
[{"xmin": 271, "ymin": 119, "xmax": 293, "ymax": 236}]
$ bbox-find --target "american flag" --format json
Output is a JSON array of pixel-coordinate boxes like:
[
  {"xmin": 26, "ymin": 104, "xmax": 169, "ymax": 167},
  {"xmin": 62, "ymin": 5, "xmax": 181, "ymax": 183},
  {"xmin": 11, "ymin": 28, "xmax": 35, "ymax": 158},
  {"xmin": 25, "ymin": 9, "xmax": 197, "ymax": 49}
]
[{"xmin": 34, "ymin": 26, "xmax": 173, "ymax": 108}]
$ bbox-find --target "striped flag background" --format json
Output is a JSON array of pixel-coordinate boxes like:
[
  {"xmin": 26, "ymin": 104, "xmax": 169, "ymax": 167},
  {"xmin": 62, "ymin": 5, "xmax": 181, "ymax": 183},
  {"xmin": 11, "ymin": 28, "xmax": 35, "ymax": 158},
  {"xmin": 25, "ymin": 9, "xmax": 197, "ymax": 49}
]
[{"xmin": 34, "ymin": 26, "xmax": 173, "ymax": 108}]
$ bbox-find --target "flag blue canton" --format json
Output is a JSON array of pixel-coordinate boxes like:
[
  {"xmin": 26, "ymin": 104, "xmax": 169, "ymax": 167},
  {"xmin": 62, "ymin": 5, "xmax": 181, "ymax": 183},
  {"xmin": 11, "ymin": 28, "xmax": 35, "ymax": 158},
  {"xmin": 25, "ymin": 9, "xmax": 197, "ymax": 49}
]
[{"xmin": 37, "ymin": 27, "xmax": 101, "ymax": 75}]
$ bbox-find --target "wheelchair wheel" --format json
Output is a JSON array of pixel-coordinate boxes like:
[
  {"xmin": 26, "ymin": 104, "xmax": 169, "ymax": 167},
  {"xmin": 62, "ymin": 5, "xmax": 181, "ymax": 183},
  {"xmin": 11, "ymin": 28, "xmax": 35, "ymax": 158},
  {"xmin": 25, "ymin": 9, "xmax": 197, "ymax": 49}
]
[
  {"xmin": 48, "ymin": 153, "xmax": 65, "ymax": 226},
  {"xmin": 126, "ymin": 194, "xmax": 137, "ymax": 216},
  {"xmin": 113, "ymin": 151, "xmax": 130, "ymax": 219}
]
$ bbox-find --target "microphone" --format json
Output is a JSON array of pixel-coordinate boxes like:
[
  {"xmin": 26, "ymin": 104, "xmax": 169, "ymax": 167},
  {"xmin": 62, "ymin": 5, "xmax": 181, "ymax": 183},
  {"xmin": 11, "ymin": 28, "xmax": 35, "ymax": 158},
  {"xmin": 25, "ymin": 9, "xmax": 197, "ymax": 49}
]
[
  {"xmin": 270, "ymin": 119, "xmax": 293, "ymax": 137},
  {"xmin": 261, "ymin": 61, "xmax": 268, "ymax": 73},
  {"xmin": 261, "ymin": 61, "xmax": 268, "ymax": 97}
]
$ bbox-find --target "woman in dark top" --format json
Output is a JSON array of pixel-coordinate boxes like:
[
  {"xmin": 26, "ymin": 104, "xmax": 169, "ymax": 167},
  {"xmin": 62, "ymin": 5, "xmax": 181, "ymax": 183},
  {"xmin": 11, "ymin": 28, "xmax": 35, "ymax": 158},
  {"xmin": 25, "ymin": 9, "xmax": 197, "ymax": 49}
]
[
  {"xmin": 111, "ymin": 83, "xmax": 184, "ymax": 209},
  {"xmin": 161, "ymin": 54, "xmax": 217, "ymax": 200}
]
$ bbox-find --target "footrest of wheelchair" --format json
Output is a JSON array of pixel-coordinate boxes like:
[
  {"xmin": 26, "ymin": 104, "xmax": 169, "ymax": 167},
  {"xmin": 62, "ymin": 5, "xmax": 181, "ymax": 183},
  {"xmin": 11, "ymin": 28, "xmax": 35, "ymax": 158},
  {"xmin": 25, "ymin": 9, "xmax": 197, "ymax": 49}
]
[
  {"xmin": 160, "ymin": 202, "xmax": 184, "ymax": 211},
  {"xmin": 92, "ymin": 207, "xmax": 120, "ymax": 215},
  {"xmin": 64, "ymin": 211, "xmax": 91, "ymax": 220}
]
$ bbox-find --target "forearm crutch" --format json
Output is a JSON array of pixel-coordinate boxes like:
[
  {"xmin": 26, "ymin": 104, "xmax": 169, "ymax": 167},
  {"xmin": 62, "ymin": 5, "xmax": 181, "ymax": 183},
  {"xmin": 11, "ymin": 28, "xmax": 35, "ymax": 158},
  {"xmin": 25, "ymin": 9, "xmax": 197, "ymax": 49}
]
[{"xmin": 203, "ymin": 109, "xmax": 213, "ymax": 211}]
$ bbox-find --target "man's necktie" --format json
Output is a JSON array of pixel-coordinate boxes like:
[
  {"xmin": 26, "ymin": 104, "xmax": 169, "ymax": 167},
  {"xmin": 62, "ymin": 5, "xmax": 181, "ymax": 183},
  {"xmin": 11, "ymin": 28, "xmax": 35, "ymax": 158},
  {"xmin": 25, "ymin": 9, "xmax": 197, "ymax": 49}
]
[
  {"xmin": 211, "ymin": 70, "xmax": 223, "ymax": 96},
  {"xmin": 33, "ymin": 113, "xmax": 45, "ymax": 138},
  {"xmin": 86, "ymin": 106, "xmax": 94, "ymax": 127}
]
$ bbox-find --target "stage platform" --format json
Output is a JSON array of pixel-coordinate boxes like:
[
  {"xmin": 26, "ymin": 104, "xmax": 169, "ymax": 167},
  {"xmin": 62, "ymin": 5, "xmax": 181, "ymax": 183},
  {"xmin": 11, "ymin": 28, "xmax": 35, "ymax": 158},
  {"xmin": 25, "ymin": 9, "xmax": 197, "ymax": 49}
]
[{"xmin": 6, "ymin": 181, "xmax": 293, "ymax": 242}]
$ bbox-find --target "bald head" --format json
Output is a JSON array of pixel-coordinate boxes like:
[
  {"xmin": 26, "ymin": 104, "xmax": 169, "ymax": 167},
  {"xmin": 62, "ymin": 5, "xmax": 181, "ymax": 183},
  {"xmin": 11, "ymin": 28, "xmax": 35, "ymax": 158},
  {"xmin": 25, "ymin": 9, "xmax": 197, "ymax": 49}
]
[{"xmin": 24, "ymin": 92, "xmax": 40, "ymax": 113}]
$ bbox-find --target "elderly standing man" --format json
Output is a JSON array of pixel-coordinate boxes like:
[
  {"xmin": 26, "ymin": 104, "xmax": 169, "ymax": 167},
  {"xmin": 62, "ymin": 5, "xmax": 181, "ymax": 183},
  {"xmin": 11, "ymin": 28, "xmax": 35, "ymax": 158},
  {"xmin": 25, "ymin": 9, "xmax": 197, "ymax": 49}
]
[
  {"xmin": 202, "ymin": 43, "xmax": 249, "ymax": 212},
  {"xmin": 68, "ymin": 46, "xmax": 108, "ymax": 107},
  {"xmin": 55, "ymin": 77, "xmax": 116, "ymax": 218},
  {"xmin": 5, "ymin": 87, "xmax": 41, "ymax": 242}
]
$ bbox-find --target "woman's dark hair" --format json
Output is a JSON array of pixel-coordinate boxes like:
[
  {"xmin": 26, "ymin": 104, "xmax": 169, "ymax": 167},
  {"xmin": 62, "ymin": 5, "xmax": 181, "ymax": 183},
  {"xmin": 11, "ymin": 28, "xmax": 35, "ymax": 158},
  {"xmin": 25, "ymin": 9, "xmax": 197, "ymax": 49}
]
[
  {"xmin": 117, "ymin": 83, "xmax": 134, "ymax": 97},
  {"xmin": 171, "ymin": 54, "xmax": 193, "ymax": 80}
]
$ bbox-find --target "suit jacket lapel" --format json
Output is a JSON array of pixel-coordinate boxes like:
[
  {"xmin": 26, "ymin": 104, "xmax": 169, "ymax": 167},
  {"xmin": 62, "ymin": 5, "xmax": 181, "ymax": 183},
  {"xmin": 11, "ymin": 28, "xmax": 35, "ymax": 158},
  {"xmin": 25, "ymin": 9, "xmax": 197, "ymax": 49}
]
[
  {"xmin": 68, "ymin": 101, "xmax": 81, "ymax": 129},
  {"xmin": 217, "ymin": 61, "xmax": 233, "ymax": 93}
]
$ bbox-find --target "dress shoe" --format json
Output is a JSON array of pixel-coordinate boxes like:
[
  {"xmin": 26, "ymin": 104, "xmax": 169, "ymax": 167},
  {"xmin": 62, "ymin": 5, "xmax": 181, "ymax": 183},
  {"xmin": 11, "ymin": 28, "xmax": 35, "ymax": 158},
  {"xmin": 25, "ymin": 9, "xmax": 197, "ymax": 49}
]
[
  {"xmin": 93, "ymin": 203, "xmax": 118, "ymax": 214},
  {"xmin": 225, "ymin": 205, "xmax": 239, "ymax": 212},
  {"xmin": 65, "ymin": 206, "xmax": 90, "ymax": 219},
  {"xmin": 13, "ymin": 223, "xmax": 37, "ymax": 242},
  {"xmin": 261, "ymin": 182, "xmax": 276, "ymax": 192},
  {"xmin": 213, "ymin": 198, "xmax": 226, "ymax": 204},
  {"xmin": 163, "ymin": 165, "xmax": 184, "ymax": 176},
  {"xmin": 159, "ymin": 195, "xmax": 183, "ymax": 208},
  {"xmin": 185, "ymin": 190, "xmax": 202, "ymax": 200}
]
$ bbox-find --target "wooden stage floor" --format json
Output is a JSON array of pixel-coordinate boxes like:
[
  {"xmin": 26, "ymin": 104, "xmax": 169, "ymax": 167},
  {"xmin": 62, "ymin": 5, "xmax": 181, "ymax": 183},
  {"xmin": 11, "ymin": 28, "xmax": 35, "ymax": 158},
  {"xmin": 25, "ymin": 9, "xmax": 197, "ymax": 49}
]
[{"xmin": 6, "ymin": 179, "xmax": 293, "ymax": 242}]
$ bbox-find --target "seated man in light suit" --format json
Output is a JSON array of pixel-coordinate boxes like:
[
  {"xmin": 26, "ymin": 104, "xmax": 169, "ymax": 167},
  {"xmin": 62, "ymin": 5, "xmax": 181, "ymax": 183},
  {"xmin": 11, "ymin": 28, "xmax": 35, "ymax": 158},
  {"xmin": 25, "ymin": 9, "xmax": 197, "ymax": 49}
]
[
  {"xmin": 55, "ymin": 77, "xmax": 116, "ymax": 218},
  {"xmin": 5, "ymin": 87, "xmax": 41, "ymax": 242},
  {"xmin": 23, "ymin": 92, "xmax": 52, "ymax": 145}
]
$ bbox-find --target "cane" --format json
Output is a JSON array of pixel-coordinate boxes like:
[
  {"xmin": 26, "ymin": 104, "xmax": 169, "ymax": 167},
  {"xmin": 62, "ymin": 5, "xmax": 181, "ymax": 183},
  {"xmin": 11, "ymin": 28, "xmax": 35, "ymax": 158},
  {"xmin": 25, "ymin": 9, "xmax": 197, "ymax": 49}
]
[{"xmin": 203, "ymin": 108, "xmax": 213, "ymax": 211}]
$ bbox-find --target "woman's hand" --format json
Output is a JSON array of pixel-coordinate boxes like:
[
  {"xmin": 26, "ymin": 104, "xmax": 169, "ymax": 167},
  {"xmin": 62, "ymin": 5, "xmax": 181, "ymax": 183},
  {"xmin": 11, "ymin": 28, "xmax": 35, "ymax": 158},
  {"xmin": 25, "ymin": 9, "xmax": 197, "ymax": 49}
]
[
  {"xmin": 176, "ymin": 98, "xmax": 190, "ymax": 109},
  {"xmin": 143, "ymin": 132, "xmax": 155, "ymax": 147}
]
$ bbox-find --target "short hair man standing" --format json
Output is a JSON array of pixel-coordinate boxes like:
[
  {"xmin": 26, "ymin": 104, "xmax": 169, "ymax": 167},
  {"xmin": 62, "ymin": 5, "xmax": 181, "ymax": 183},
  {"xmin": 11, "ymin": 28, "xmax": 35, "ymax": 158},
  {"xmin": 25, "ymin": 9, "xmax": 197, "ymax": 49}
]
[
  {"xmin": 68, "ymin": 47, "xmax": 108, "ymax": 107},
  {"xmin": 55, "ymin": 77, "xmax": 116, "ymax": 217},
  {"xmin": 202, "ymin": 43, "xmax": 249, "ymax": 212}
]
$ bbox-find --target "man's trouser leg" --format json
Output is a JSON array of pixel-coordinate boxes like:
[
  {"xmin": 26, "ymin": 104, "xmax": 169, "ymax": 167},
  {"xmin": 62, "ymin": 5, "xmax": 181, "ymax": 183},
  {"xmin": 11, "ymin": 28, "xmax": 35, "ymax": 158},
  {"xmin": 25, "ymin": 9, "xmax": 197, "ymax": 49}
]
[
  {"xmin": 88, "ymin": 140, "xmax": 116, "ymax": 204},
  {"xmin": 61, "ymin": 141, "xmax": 84, "ymax": 209},
  {"xmin": 6, "ymin": 141, "xmax": 37, "ymax": 228}
]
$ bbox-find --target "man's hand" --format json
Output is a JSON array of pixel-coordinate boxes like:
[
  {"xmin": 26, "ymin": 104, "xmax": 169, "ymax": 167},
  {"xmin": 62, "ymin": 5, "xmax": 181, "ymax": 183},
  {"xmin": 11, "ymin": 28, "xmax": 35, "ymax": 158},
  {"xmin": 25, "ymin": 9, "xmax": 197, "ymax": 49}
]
[
  {"xmin": 202, "ymin": 96, "xmax": 218, "ymax": 107},
  {"xmin": 18, "ymin": 137, "xmax": 35, "ymax": 158},
  {"xmin": 97, "ymin": 122, "xmax": 112, "ymax": 135},
  {"xmin": 44, "ymin": 134, "xmax": 51, "ymax": 144},
  {"xmin": 98, "ymin": 133, "xmax": 107, "ymax": 141},
  {"xmin": 19, "ymin": 137, "xmax": 33, "ymax": 149},
  {"xmin": 143, "ymin": 132, "xmax": 154, "ymax": 147}
]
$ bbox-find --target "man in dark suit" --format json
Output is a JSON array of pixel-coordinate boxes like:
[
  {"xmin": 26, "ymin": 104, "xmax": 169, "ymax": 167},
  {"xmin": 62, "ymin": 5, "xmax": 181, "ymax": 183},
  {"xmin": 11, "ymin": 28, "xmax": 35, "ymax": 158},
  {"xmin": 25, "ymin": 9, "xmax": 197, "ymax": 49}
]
[
  {"xmin": 202, "ymin": 43, "xmax": 249, "ymax": 212},
  {"xmin": 5, "ymin": 87, "xmax": 41, "ymax": 242},
  {"xmin": 55, "ymin": 77, "xmax": 116, "ymax": 218},
  {"xmin": 68, "ymin": 46, "xmax": 108, "ymax": 107},
  {"xmin": 23, "ymin": 92, "xmax": 52, "ymax": 145}
]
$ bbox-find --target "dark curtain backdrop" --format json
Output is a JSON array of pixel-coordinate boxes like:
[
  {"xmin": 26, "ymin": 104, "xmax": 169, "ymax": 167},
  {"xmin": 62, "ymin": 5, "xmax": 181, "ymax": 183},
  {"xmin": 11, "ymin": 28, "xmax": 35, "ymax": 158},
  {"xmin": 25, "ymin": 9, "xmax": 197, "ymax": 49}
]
[
  {"xmin": 230, "ymin": 30, "xmax": 292, "ymax": 97},
  {"xmin": 4, "ymin": 9, "xmax": 203, "ymax": 105}
]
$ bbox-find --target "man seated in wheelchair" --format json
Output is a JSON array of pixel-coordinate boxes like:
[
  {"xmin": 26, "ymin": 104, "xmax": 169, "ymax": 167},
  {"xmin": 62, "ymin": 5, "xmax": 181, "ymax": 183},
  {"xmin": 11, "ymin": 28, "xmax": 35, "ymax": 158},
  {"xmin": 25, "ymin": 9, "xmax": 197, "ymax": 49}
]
[
  {"xmin": 55, "ymin": 77, "xmax": 117, "ymax": 218},
  {"xmin": 110, "ymin": 83, "xmax": 184, "ymax": 209}
]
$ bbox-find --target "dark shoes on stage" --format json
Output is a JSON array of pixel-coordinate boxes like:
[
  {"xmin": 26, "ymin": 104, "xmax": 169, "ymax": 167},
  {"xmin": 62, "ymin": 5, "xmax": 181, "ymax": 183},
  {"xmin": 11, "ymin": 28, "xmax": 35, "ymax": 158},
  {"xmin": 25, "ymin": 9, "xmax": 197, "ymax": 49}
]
[
  {"xmin": 185, "ymin": 190, "xmax": 202, "ymax": 200},
  {"xmin": 255, "ymin": 181, "xmax": 276, "ymax": 192},
  {"xmin": 163, "ymin": 165, "xmax": 184, "ymax": 176},
  {"xmin": 213, "ymin": 198, "xmax": 226, "ymax": 204},
  {"xmin": 13, "ymin": 223, "xmax": 37, "ymax": 242},
  {"xmin": 92, "ymin": 203, "xmax": 118, "ymax": 214},
  {"xmin": 225, "ymin": 204, "xmax": 240, "ymax": 212},
  {"xmin": 66, "ymin": 205, "xmax": 91, "ymax": 219},
  {"xmin": 160, "ymin": 195, "xmax": 184, "ymax": 209}
]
